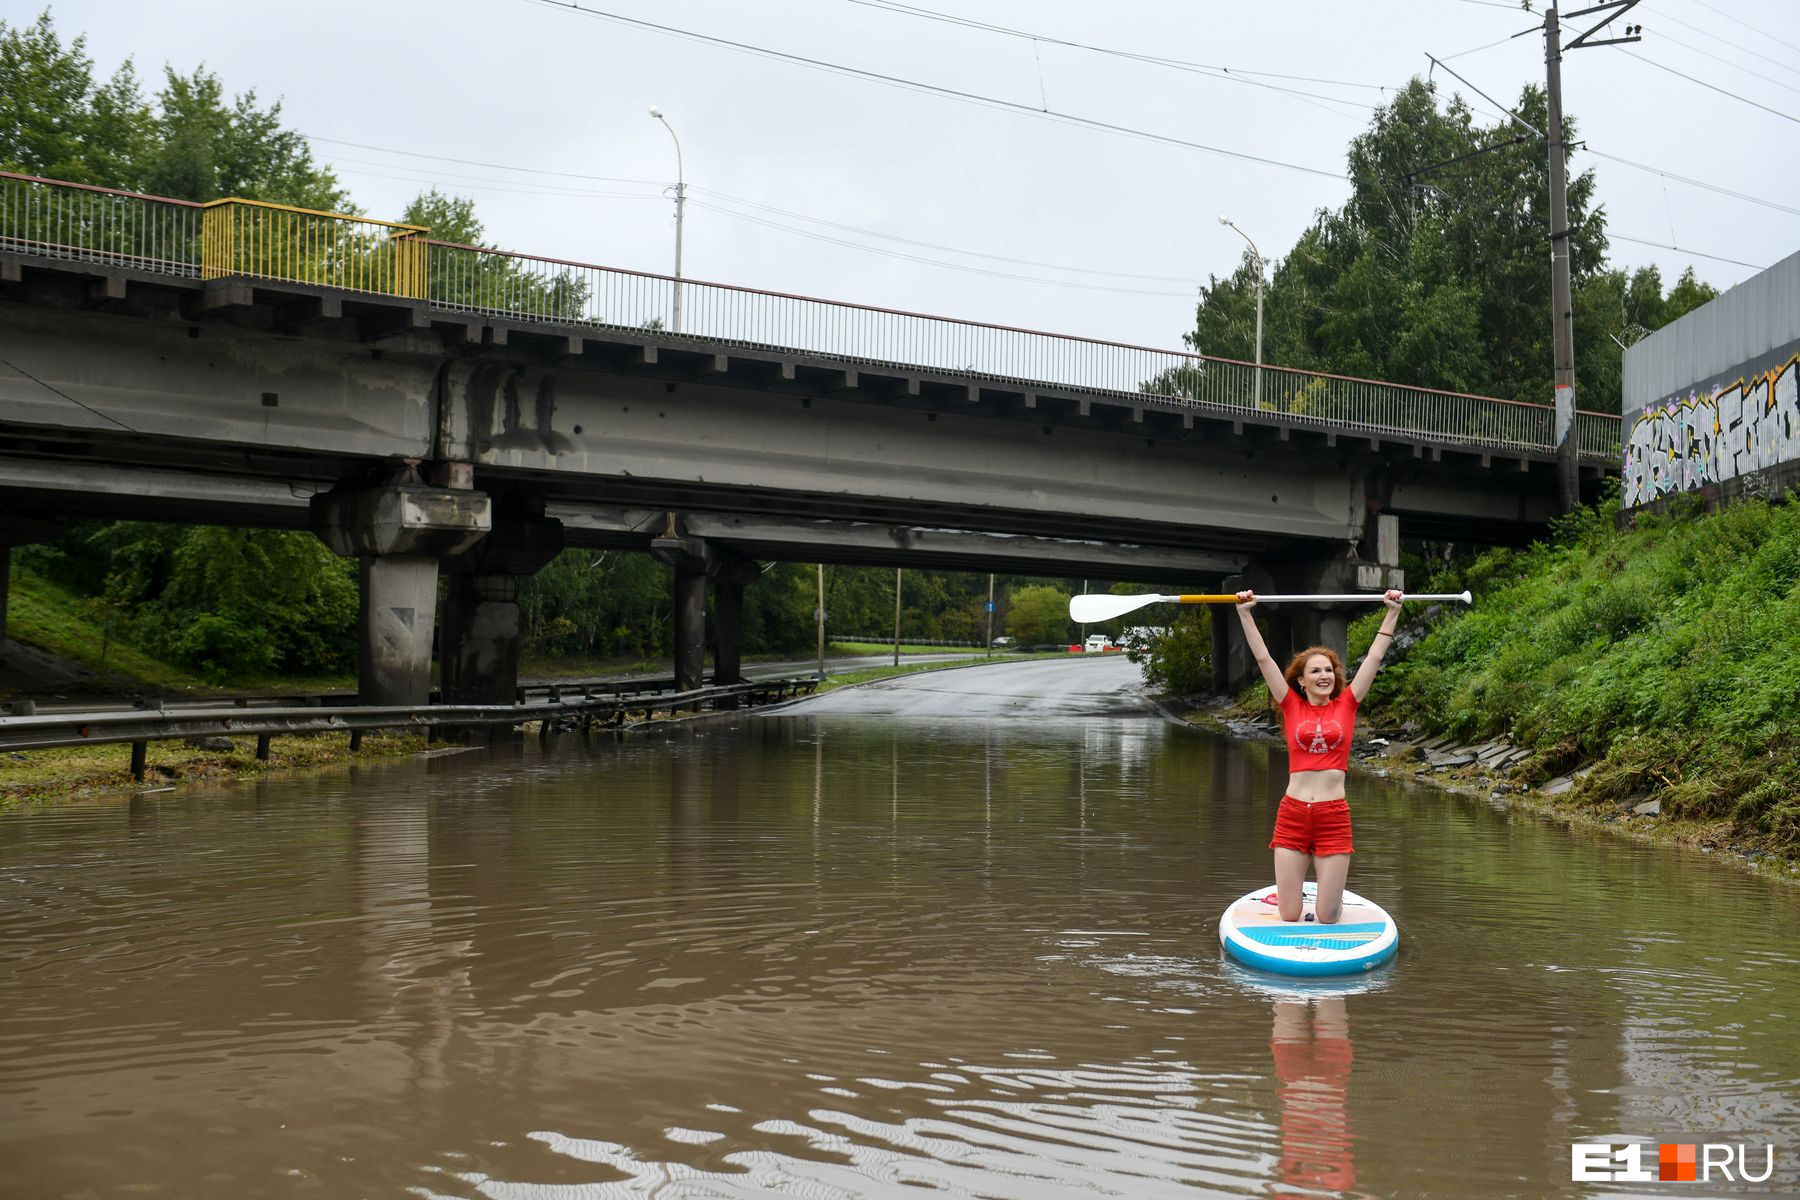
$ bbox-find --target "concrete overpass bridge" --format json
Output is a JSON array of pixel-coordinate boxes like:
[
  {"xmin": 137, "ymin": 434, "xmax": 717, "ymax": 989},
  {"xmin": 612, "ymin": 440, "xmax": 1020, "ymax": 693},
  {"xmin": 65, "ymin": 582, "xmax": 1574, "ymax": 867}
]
[{"xmin": 0, "ymin": 172, "xmax": 1620, "ymax": 702}]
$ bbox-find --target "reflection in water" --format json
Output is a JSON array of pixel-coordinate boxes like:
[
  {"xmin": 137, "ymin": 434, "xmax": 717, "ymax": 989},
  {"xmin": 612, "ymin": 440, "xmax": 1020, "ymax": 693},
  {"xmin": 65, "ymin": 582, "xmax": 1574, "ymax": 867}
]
[
  {"xmin": 3, "ymin": 671, "xmax": 1800, "ymax": 1198},
  {"xmin": 1271, "ymin": 997, "xmax": 1355, "ymax": 1196}
]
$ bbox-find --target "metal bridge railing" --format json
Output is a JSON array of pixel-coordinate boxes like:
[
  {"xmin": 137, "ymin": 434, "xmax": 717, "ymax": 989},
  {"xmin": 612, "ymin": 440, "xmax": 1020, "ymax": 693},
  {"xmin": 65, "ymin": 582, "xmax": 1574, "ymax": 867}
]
[
  {"xmin": 0, "ymin": 172, "xmax": 202, "ymax": 276},
  {"xmin": 0, "ymin": 171, "xmax": 1623, "ymax": 462},
  {"xmin": 201, "ymin": 198, "xmax": 428, "ymax": 297}
]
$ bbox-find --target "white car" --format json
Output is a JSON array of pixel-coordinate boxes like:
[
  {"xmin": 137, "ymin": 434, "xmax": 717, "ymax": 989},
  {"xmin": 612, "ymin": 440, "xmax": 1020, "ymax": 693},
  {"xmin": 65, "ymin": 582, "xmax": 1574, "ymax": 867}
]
[{"xmin": 1083, "ymin": 634, "xmax": 1111, "ymax": 652}]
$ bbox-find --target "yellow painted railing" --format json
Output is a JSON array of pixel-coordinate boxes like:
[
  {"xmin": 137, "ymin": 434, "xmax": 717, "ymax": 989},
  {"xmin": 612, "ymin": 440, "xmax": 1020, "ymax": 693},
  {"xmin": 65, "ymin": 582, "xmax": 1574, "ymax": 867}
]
[{"xmin": 199, "ymin": 197, "xmax": 427, "ymax": 297}]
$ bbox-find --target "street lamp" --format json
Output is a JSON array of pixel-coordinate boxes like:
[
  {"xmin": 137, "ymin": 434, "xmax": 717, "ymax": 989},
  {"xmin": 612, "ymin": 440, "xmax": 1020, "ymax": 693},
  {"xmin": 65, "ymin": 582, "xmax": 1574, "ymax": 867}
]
[
  {"xmin": 648, "ymin": 106, "xmax": 686, "ymax": 333},
  {"xmin": 1218, "ymin": 215, "xmax": 1264, "ymax": 410}
]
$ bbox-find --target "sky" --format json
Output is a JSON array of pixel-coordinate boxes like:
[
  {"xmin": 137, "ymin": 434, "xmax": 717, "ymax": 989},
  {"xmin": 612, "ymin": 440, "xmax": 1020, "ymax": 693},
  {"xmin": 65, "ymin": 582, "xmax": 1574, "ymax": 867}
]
[{"xmin": 25, "ymin": 0, "xmax": 1800, "ymax": 351}]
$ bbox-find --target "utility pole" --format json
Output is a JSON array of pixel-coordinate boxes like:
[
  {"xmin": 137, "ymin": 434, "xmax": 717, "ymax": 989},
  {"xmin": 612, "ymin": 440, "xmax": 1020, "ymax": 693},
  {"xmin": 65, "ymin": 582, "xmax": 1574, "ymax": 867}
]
[
  {"xmin": 816, "ymin": 564, "xmax": 826, "ymax": 678},
  {"xmin": 1542, "ymin": 1, "xmax": 1642, "ymax": 513},
  {"xmin": 892, "ymin": 568, "xmax": 903, "ymax": 667},
  {"xmin": 1544, "ymin": 7, "xmax": 1579, "ymax": 514},
  {"xmin": 986, "ymin": 573, "xmax": 995, "ymax": 657},
  {"xmin": 648, "ymin": 107, "xmax": 687, "ymax": 333}
]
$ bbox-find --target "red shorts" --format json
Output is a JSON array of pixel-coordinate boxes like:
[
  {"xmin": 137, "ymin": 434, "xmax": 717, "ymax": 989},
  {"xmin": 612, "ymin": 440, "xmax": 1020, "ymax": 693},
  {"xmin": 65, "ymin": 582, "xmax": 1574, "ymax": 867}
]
[{"xmin": 1269, "ymin": 795, "xmax": 1354, "ymax": 856}]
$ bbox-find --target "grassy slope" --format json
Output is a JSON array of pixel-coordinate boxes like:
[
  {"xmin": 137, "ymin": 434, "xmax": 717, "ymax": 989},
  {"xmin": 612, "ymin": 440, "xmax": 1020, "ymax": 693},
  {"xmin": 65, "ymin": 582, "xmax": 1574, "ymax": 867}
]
[
  {"xmin": 1353, "ymin": 497, "xmax": 1800, "ymax": 857},
  {"xmin": 6, "ymin": 571, "xmax": 192, "ymax": 690}
]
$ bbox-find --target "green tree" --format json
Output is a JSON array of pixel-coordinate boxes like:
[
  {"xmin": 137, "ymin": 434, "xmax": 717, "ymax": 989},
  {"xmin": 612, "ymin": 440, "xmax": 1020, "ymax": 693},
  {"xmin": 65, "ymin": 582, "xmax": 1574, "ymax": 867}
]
[
  {"xmin": 1183, "ymin": 77, "xmax": 1711, "ymax": 415},
  {"xmin": 90, "ymin": 524, "xmax": 357, "ymax": 680},
  {"xmin": 141, "ymin": 66, "xmax": 347, "ymax": 209},
  {"xmin": 1006, "ymin": 584, "xmax": 1073, "ymax": 646},
  {"xmin": 0, "ymin": 10, "xmax": 151, "ymax": 187},
  {"xmin": 1, "ymin": 10, "xmax": 346, "ymax": 210},
  {"xmin": 403, "ymin": 186, "xmax": 590, "ymax": 319},
  {"xmin": 1129, "ymin": 607, "xmax": 1211, "ymax": 694}
]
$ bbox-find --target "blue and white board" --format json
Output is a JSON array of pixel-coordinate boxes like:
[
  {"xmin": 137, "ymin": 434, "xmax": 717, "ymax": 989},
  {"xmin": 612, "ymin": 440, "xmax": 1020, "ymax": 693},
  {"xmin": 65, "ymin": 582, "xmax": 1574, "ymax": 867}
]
[{"xmin": 1219, "ymin": 882, "xmax": 1398, "ymax": 977}]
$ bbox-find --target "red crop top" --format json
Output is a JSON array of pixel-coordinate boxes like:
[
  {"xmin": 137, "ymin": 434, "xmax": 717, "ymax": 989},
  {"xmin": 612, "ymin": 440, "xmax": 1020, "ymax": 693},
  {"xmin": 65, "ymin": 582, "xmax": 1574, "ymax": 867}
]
[{"xmin": 1280, "ymin": 688, "xmax": 1359, "ymax": 772}]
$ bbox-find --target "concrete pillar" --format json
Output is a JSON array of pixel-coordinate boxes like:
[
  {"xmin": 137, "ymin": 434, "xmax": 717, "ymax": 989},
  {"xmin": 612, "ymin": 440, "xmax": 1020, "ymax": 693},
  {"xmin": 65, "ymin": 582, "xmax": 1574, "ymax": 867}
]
[
  {"xmin": 440, "ymin": 573, "xmax": 521, "ymax": 706},
  {"xmin": 357, "ymin": 555, "xmax": 440, "ymax": 705},
  {"xmin": 440, "ymin": 504, "xmax": 563, "ymax": 706},
  {"xmin": 713, "ymin": 580, "xmax": 744, "ymax": 687},
  {"xmin": 652, "ymin": 527, "xmax": 761, "ymax": 697},
  {"xmin": 650, "ymin": 531, "xmax": 710, "ymax": 693},
  {"xmin": 1261, "ymin": 608, "xmax": 1298, "ymax": 670},
  {"xmin": 1213, "ymin": 572, "xmax": 1245, "ymax": 693},
  {"xmin": 0, "ymin": 546, "xmax": 10, "ymax": 656},
  {"xmin": 673, "ymin": 566, "xmax": 706, "ymax": 693},
  {"xmin": 311, "ymin": 475, "xmax": 490, "ymax": 707},
  {"xmin": 708, "ymin": 553, "xmax": 761, "ymax": 708},
  {"xmin": 1212, "ymin": 568, "xmax": 1274, "ymax": 693},
  {"xmin": 1289, "ymin": 607, "xmax": 1349, "ymax": 662}
]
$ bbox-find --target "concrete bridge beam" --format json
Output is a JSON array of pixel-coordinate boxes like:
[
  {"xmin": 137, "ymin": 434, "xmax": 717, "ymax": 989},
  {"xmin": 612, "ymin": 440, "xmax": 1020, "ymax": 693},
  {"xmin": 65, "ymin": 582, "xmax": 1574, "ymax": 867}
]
[{"xmin": 311, "ymin": 479, "xmax": 491, "ymax": 706}]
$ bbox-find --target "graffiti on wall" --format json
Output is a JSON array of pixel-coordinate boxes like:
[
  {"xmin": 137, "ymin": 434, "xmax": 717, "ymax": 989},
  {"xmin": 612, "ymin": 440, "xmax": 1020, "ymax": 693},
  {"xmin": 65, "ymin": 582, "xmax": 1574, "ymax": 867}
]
[{"xmin": 1622, "ymin": 353, "xmax": 1800, "ymax": 506}]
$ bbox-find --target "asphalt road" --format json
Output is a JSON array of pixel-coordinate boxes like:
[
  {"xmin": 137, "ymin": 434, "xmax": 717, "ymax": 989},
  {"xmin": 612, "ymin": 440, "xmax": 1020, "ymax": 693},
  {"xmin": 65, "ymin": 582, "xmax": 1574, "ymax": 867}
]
[{"xmin": 777, "ymin": 652, "xmax": 1151, "ymax": 718}]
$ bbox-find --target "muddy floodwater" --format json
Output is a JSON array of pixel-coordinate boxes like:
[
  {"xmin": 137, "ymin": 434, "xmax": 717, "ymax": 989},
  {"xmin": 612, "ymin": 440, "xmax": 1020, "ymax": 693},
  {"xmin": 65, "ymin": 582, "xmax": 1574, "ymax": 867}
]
[{"xmin": 3, "ymin": 656, "xmax": 1798, "ymax": 1198}]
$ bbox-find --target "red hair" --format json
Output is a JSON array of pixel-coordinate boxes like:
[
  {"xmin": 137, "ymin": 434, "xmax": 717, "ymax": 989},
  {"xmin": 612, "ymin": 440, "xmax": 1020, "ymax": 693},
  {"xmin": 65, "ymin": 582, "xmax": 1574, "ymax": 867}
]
[{"xmin": 1282, "ymin": 645, "xmax": 1346, "ymax": 699}]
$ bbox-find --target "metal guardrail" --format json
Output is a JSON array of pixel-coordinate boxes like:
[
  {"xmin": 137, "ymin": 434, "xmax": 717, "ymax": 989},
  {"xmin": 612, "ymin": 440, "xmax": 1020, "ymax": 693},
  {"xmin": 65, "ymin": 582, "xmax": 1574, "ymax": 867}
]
[
  {"xmin": 0, "ymin": 676, "xmax": 821, "ymax": 779},
  {"xmin": 0, "ymin": 170, "xmax": 1622, "ymax": 462},
  {"xmin": 0, "ymin": 674, "xmax": 736, "ymax": 719}
]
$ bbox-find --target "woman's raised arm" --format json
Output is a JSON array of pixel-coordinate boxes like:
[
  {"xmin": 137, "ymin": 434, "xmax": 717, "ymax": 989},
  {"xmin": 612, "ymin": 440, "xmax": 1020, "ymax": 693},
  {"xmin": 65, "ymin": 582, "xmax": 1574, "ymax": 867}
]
[
  {"xmin": 1235, "ymin": 592, "xmax": 1292, "ymax": 698},
  {"xmin": 1349, "ymin": 590, "xmax": 1404, "ymax": 702}
]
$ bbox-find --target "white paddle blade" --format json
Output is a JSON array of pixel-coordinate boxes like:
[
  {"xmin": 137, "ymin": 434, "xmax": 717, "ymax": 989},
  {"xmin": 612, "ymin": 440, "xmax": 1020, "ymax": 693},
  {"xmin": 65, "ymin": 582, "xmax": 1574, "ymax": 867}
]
[{"xmin": 1068, "ymin": 592, "xmax": 1173, "ymax": 623}]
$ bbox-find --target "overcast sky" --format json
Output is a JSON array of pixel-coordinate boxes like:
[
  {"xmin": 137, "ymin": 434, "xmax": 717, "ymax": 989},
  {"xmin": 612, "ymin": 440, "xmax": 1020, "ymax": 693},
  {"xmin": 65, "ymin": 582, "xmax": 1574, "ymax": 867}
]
[{"xmin": 31, "ymin": 0, "xmax": 1800, "ymax": 351}]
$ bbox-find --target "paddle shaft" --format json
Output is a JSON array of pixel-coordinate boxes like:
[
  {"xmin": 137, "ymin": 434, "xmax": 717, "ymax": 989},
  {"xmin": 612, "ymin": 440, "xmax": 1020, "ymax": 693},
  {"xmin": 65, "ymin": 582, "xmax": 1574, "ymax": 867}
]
[
  {"xmin": 1068, "ymin": 589, "xmax": 1471, "ymax": 623},
  {"xmin": 1173, "ymin": 592, "xmax": 1471, "ymax": 604}
]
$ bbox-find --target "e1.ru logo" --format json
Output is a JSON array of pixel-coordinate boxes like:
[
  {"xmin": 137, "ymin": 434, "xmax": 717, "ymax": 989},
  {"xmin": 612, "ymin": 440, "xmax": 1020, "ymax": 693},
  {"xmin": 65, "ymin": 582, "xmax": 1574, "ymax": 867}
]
[{"xmin": 1571, "ymin": 1141, "xmax": 1774, "ymax": 1183}]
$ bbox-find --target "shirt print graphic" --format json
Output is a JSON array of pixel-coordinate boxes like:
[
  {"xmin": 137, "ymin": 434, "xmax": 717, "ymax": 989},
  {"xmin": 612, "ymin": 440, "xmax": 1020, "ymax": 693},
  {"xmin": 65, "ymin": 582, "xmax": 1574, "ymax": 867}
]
[{"xmin": 1296, "ymin": 712, "xmax": 1345, "ymax": 757}]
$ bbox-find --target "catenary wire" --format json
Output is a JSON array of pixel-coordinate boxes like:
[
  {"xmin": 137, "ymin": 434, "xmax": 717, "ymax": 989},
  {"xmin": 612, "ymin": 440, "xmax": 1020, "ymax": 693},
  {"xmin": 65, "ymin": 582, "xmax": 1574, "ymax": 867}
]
[
  {"xmin": 1621, "ymin": 49, "xmax": 1800, "ymax": 125},
  {"xmin": 516, "ymin": 0, "xmax": 1349, "ymax": 180},
  {"xmin": 1681, "ymin": 0, "xmax": 1800, "ymax": 55},
  {"xmin": 690, "ymin": 190, "xmax": 1198, "ymax": 282},
  {"xmin": 841, "ymin": 0, "xmax": 1379, "ymax": 121},
  {"xmin": 1654, "ymin": 7, "xmax": 1800, "ymax": 81},
  {"xmin": 1608, "ymin": 234, "xmax": 1767, "ymax": 271},
  {"xmin": 1645, "ymin": 30, "xmax": 1800, "ymax": 98},
  {"xmin": 685, "ymin": 200, "xmax": 1197, "ymax": 297}
]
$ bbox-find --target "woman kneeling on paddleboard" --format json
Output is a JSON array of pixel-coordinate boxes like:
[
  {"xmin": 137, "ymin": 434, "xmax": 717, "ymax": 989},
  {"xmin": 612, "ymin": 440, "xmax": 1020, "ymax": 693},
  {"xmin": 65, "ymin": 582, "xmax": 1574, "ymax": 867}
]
[{"xmin": 1234, "ymin": 589, "xmax": 1404, "ymax": 925}]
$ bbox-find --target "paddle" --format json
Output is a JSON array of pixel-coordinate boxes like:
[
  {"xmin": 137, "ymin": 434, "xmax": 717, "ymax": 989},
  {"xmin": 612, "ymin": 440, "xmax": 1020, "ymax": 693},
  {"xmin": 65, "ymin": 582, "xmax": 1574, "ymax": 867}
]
[{"xmin": 1068, "ymin": 590, "xmax": 1473, "ymax": 624}]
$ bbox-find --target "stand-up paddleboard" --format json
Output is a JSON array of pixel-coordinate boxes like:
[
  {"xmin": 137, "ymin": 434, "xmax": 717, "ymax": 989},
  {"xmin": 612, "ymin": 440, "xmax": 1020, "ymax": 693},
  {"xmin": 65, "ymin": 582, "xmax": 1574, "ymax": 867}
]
[{"xmin": 1220, "ymin": 882, "xmax": 1398, "ymax": 977}]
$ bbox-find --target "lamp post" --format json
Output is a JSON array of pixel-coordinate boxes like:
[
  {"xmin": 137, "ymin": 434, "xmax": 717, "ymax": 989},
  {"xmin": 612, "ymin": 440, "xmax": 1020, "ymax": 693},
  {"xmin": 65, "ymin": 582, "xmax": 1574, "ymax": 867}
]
[
  {"xmin": 648, "ymin": 106, "xmax": 686, "ymax": 333},
  {"xmin": 1218, "ymin": 215, "xmax": 1264, "ymax": 410}
]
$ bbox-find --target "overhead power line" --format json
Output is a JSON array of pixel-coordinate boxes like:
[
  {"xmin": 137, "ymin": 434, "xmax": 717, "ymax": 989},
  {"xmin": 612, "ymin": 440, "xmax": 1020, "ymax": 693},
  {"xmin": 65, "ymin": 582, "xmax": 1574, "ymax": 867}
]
[
  {"xmin": 1655, "ymin": 7, "xmax": 1800, "ymax": 82},
  {"xmin": 1581, "ymin": 148, "xmax": 1800, "ymax": 218},
  {"xmin": 1419, "ymin": 53, "xmax": 1800, "ymax": 220},
  {"xmin": 1647, "ymin": 30, "xmax": 1800, "ymax": 99},
  {"xmin": 307, "ymin": 139, "xmax": 1208, "ymax": 288},
  {"xmin": 686, "ymin": 200, "xmax": 1195, "ymax": 297},
  {"xmin": 1682, "ymin": 0, "xmax": 1800, "ymax": 55},
  {"xmin": 843, "ymin": 0, "xmax": 1380, "ymax": 120},
  {"xmin": 1621, "ymin": 49, "xmax": 1800, "ymax": 125},
  {"xmin": 692, "ymin": 189, "xmax": 1196, "ymax": 283},
  {"xmin": 305, "ymin": 134, "xmax": 665, "ymax": 187},
  {"xmin": 517, "ymin": 0, "xmax": 1348, "ymax": 180},
  {"xmin": 1608, "ymin": 233, "xmax": 1766, "ymax": 271}
]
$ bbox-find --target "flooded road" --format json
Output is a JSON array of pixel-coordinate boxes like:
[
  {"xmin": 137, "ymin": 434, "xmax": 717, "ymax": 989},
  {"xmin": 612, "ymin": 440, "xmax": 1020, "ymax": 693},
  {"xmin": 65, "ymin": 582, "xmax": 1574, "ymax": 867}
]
[{"xmin": 3, "ymin": 656, "xmax": 1797, "ymax": 1197}]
